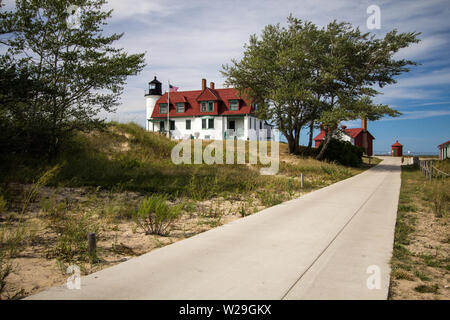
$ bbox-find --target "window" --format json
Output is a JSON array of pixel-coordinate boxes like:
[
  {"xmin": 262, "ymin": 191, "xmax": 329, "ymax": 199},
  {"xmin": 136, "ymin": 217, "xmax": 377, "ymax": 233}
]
[
  {"xmin": 249, "ymin": 117, "xmax": 251, "ymax": 129},
  {"xmin": 170, "ymin": 120, "xmax": 175, "ymax": 131},
  {"xmin": 159, "ymin": 103, "xmax": 168, "ymax": 114},
  {"xmin": 259, "ymin": 121, "xmax": 262, "ymax": 129},
  {"xmin": 176, "ymin": 103, "xmax": 185, "ymax": 113},
  {"xmin": 201, "ymin": 101, "xmax": 214, "ymax": 112},
  {"xmin": 186, "ymin": 119, "xmax": 191, "ymax": 130},
  {"xmin": 159, "ymin": 121, "xmax": 165, "ymax": 131},
  {"xmin": 201, "ymin": 102, "xmax": 207, "ymax": 112},
  {"xmin": 202, "ymin": 118, "xmax": 214, "ymax": 129},
  {"xmin": 229, "ymin": 100, "xmax": 239, "ymax": 111},
  {"xmin": 149, "ymin": 84, "xmax": 156, "ymax": 89}
]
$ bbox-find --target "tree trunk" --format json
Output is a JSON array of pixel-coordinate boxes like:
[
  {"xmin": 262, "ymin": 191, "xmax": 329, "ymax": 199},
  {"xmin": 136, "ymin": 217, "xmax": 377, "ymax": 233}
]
[
  {"xmin": 307, "ymin": 120, "xmax": 314, "ymax": 149},
  {"xmin": 294, "ymin": 127, "xmax": 301, "ymax": 154},
  {"xmin": 315, "ymin": 131, "xmax": 332, "ymax": 160},
  {"xmin": 287, "ymin": 134, "xmax": 296, "ymax": 154},
  {"xmin": 47, "ymin": 133, "xmax": 59, "ymax": 162}
]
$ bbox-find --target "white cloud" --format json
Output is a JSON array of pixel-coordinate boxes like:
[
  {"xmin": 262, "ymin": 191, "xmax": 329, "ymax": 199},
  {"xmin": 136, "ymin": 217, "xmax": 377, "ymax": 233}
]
[
  {"xmin": 383, "ymin": 109, "xmax": 450, "ymax": 120},
  {"xmin": 104, "ymin": 0, "xmax": 187, "ymax": 20},
  {"xmin": 394, "ymin": 35, "xmax": 449, "ymax": 61},
  {"xmin": 3, "ymin": 0, "xmax": 449, "ymax": 126},
  {"xmin": 392, "ymin": 68, "xmax": 450, "ymax": 88}
]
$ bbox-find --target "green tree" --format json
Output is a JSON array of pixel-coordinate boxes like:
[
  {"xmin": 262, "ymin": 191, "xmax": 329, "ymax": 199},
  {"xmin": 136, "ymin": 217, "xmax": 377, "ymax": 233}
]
[
  {"xmin": 0, "ymin": 0, "xmax": 145, "ymax": 159},
  {"xmin": 222, "ymin": 16, "xmax": 420, "ymax": 157},
  {"xmin": 222, "ymin": 17, "xmax": 319, "ymax": 154},
  {"xmin": 313, "ymin": 21, "xmax": 419, "ymax": 160}
]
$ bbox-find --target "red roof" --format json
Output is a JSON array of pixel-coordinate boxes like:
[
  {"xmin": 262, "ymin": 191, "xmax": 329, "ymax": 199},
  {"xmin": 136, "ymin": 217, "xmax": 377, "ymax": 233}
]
[
  {"xmin": 314, "ymin": 128, "xmax": 374, "ymax": 141},
  {"xmin": 438, "ymin": 140, "xmax": 450, "ymax": 148},
  {"xmin": 151, "ymin": 88, "xmax": 254, "ymax": 118},
  {"xmin": 392, "ymin": 141, "xmax": 403, "ymax": 147},
  {"xmin": 313, "ymin": 130, "xmax": 326, "ymax": 141}
]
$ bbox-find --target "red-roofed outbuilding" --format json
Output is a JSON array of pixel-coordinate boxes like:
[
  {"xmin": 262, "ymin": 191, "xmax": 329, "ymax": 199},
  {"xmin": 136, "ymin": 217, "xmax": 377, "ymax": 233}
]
[
  {"xmin": 391, "ymin": 141, "xmax": 403, "ymax": 157},
  {"xmin": 313, "ymin": 119, "xmax": 375, "ymax": 156}
]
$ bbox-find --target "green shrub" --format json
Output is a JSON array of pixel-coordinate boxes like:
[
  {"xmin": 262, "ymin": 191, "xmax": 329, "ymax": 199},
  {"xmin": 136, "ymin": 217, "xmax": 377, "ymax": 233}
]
[
  {"xmin": 0, "ymin": 223, "xmax": 30, "ymax": 259},
  {"xmin": 0, "ymin": 254, "xmax": 12, "ymax": 298},
  {"xmin": 133, "ymin": 194, "xmax": 183, "ymax": 236},
  {"xmin": 49, "ymin": 212, "xmax": 100, "ymax": 263},
  {"xmin": 297, "ymin": 145, "xmax": 319, "ymax": 157},
  {"xmin": 426, "ymin": 180, "xmax": 449, "ymax": 218},
  {"xmin": 414, "ymin": 284, "xmax": 439, "ymax": 294},
  {"xmin": 0, "ymin": 194, "xmax": 6, "ymax": 214},
  {"xmin": 40, "ymin": 196, "xmax": 69, "ymax": 221},
  {"xmin": 256, "ymin": 190, "xmax": 285, "ymax": 207},
  {"xmin": 318, "ymin": 138, "xmax": 364, "ymax": 167}
]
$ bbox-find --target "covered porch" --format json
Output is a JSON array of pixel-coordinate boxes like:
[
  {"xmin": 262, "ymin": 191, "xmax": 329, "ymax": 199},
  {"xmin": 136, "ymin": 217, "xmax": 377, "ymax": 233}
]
[{"xmin": 224, "ymin": 116, "xmax": 246, "ymax": 140}]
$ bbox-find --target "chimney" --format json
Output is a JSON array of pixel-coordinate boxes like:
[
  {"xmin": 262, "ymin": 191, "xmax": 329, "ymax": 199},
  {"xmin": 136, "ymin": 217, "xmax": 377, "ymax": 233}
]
[
  {"xmin": 361, "ymin": 117, "xmax": 367, "ymax": 132},
  {"xmin": 210, "ymin": 82, "xmax": 215, "ymax": 89},
  {"xmin": 202, "ymin": 78, "xmax": 206, "ymax": 91}
]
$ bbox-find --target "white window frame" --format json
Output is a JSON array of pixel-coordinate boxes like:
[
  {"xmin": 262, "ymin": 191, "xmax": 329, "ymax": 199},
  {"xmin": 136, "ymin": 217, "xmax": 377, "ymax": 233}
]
[
  {"xmin": 176, "ymin": 102, "xmax": 185, "ymax": 113},
  {"xmin": 159, "ymin": 103, "xmax": 168, "ymax": 114},
  {"xmin": 229, "ymin": 100, "xmax": 239, "ymax": 111}
]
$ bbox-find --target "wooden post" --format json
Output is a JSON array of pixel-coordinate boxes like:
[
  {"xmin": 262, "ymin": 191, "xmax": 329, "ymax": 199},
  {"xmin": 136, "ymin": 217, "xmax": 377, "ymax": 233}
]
[
  {"xmin": 301, "ymin": 173, "xmax": 304, "ymax": 188},
  {"xmin": 88, "ymin": 232, "xmax": 97, "ymax": 262},
  {"xmin": 430, "ymin": 160, "xmax": 433, "ymax": 181}
]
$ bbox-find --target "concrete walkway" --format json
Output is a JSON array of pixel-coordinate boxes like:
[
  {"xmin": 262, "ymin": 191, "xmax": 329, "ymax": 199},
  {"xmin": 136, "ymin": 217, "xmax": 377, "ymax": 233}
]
[{"xmin": 28, "ymin": 157, "xmax": 401, "ymax": 300}]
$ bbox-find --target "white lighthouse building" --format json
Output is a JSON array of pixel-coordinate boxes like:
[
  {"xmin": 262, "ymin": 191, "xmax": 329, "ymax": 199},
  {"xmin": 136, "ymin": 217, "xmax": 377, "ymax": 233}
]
[
  {"xmin": 145, "ymin": 76, "xmax": 162, "ymax": 131},
  {"xmin": 145, "ymin": 77, "xmax": 273, "ymax": 140}
]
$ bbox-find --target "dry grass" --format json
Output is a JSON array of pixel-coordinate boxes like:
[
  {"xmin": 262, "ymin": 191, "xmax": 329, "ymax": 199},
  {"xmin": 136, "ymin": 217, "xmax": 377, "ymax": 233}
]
[{"xmin": 389, "ymin": 164, "xmax": 449, "ymax": 300}]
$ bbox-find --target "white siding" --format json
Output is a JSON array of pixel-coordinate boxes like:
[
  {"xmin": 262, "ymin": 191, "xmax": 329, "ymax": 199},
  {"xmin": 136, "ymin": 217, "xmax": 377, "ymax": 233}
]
[
  {"xmin": 148, "ymin": 115, "xmax": 273, "ymax": 141},
  {"xmin": 145, "ymin": 95, "xmax": 160, "ymax": 131}
]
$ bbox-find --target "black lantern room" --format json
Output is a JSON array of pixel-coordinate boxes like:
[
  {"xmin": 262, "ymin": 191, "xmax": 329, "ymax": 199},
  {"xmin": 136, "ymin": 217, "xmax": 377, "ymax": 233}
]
[{"xmin": 145, "ymin": 76, "xmax": 162, "ymax": 96}]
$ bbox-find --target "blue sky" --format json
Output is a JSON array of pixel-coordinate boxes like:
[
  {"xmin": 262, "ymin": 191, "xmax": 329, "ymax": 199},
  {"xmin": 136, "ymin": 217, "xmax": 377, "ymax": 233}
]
[{"xmin": 3, "ymin": 0, "xmax": 449, "ymax": 153}]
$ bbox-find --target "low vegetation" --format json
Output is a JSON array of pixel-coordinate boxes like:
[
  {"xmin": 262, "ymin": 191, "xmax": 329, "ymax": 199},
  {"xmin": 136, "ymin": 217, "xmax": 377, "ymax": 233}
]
[
  {"xmin": 133, "ymin": 194, "xmax": 183, "ymax": 236},
  {"xmin": 389, "ymin": 163, "xmax": 449, "ymax": 300},
  {"xmin": 0, "ymin": 122, "xmax": 379, "ymax": 299},
  {"xmin": 317, "ymin": 138, "xmax": 365, "ymax": 167}
]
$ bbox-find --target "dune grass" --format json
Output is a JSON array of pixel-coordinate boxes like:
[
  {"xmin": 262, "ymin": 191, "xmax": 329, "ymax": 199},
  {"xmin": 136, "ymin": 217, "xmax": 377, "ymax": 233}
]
[
  {"xmin": 389, "ymin": 164, "xmax": 449, "ymax": 300},
  {"xmin": 0, "ymin": 122, "xmax": 369, "ymax": 201}
]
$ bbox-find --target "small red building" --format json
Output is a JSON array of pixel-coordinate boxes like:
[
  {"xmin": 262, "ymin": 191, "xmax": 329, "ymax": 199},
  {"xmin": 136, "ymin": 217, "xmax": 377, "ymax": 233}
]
[
  {"xmin": 391, "ymin": 141, "xmax": 403, "ymax": 157},
  {"xmin": 313, "ymin": 118, "xmax": 375, "ymax": 156}
]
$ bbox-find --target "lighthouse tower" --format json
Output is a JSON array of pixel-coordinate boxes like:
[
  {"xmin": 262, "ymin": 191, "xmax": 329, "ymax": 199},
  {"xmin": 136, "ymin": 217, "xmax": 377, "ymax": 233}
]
[{"xmin": 145, "ymin": 76, "xmax": 162, "ymax": 131}]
